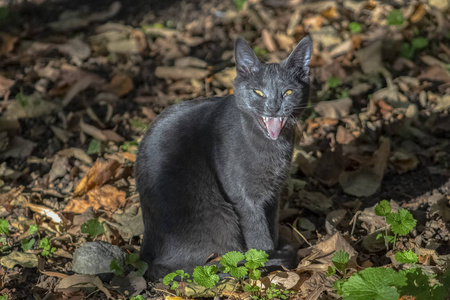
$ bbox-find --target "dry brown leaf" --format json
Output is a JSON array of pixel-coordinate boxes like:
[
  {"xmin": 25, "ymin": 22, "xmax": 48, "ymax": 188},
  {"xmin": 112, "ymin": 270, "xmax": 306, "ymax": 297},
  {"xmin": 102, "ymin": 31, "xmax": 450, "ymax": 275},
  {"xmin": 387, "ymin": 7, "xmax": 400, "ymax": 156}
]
[
  {"xmin": 262, "ymin": 29, "xmax": 276, "ymax": 52},
  {"xmin": 55, "ymin": 274, "xmax": 112, "ymax": 299},
  {"xmin": 79, "ymin": 120, "xmax": 107, "ymax": 141},
  {"xmin": 320, "ymin": 6, "xmax": 338, "ymax": 19},
  {"xmin": 62, "ymin": 73, "xmax": 105, "ymax": 107},
  {"xmin": 65, "ymin": 185, "xmax": 125, "ymax": 213},
  {"xmin": 0, "ymin": 75, "xmax": 14, "ymax": 98},
  {"xmin": 110, "ymin": 73, "xmax": 133, "ymax": 97},
  {"xmin": 0, "ymin": 32, "xmax": 18, "ymax": 56},
  {"xmin": 56, "ymin": 148, "xmax": 93, "ymax": 165},
  {"xmin": 418, "ymin": 65, "xmax": 450, "ymax": 84},
  {"xmin": 410, "ymin": 3, "xmax": 426, "ymax": 23},
  {"xmin": 25, "ymin": 203, "xmax": 62, "ymax": 223},
  {"xmin": 155, "ymin": 67, "xmax": 209, "ymax": 81},
  {"xmin": 118, "ymin": 152, "xmax": 136, "ymax": 162},
  {"xmin": 74, "ymin": 159, "xmax": 121, "ymax": 196},
  {"xmin": 314, "ymin": 98, "xmax": 352, "ymax": 119}
]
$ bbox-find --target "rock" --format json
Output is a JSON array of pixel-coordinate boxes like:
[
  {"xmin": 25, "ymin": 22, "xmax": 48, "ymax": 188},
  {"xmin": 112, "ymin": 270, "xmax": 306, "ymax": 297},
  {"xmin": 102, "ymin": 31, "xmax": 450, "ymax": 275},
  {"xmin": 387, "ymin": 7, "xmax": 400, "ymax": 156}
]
[{"xmin": 72, "ymin": 241, "xmax": 126, "ymax": 279}]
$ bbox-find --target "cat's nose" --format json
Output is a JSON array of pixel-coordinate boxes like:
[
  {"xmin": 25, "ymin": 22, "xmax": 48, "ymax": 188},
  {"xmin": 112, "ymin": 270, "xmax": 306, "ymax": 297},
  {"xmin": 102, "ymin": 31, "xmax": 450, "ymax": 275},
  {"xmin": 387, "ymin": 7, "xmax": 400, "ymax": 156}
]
[{"xmin": 266, "ymin": 102, "xmax": 281, "ymax": 112}]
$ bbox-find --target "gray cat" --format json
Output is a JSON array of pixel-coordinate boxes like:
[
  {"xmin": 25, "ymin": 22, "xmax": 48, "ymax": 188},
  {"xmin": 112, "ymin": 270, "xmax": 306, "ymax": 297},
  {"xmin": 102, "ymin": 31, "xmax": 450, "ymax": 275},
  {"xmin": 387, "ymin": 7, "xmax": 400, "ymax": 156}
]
[{"xmin": 135, "ymin": 36, "xmax": 312, "ymax": 280}]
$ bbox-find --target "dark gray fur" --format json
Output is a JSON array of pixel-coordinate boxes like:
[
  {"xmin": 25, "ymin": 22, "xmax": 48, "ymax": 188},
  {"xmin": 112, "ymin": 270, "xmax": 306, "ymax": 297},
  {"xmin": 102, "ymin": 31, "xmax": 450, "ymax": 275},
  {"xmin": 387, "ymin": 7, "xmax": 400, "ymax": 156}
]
[{"xmin": 135, "ymin": 36, "xmax": 312, "ymax": 280}]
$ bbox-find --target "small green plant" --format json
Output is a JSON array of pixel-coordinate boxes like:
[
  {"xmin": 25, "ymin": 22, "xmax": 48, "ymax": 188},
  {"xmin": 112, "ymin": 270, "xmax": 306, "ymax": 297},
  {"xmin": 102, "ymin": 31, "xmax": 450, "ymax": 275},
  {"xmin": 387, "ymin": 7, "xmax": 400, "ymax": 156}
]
[
  {"xmin": 29, "ymin": 224, "xmax": 38, "ymax": 235},
  {"xmin": 0, "ymin": 6, "xmax": 9, "ymax": 19},
  {"xmin": 327, "ymin": 76, "xmax": 341, "ymax": 88},
  {"xmin": 39, "ymin": 238, "xmax": 56, "ymax": 256},
  {"xmin": 0, "ymin": 294, "xmax": 8, "ymax": 300},
  {"xmin": 81, "ymin": 218, "xmax": 105, "ymax": 239},
  {"xmin": 387, "ymin": 9, "xmax": 404, "ymax": 25},
  {"xmin": 401, "ymin": 36, "xmax": 429, "ymax": 58},
  {"xmin": 234, "ymin": 0, "xmax": 246, "ymax": 10},
  {"xmin": 15, "ymin": 92, "xmax": 29, "ymax": 107},
  {"xmin": 0, "ymin": 219, "xmax": 9, "ymax": 235},
  {"xmin": 87, "ymin": 139, "xmax": 102, "ymax": 155},
  {"xmin": 131, "ymin": 118, "xmax": 147, "ymax": 131},
  {"xmin": 21, "ymin": 238, "xmax": 35, "ymax": 251},
  {"xmin": 349, "ymin": 22, "xmax": 362, "ymax": 34},
  {"xmin": 265, "ymin": 283, "xmax": 295, "ymax": 300},
  {"xmin": 395, "ymin": 249, "xmax": 418, "ymax": 264},
  {"xmin": 375, "ymin": 200, "xmax": 417, "ymax": 250},
  {"xmin": 110, "ymin": 253, "xmax": 148, "ymax": 277},
  {"xmin": 0, "ymin": 237, "xmax": 7, "ymax": 252},
  {"xmin": 164, "ymin": 269, "xmax": 192, "ymax": 291},
  {"xmin": 253, "ymin": 46, "xmax": 267, "ymax": 58},
  {"xmin": 328, "ymin": 250, "xmax": 350, "ymax": 276},
  {"xmin": 121, "ymin": 140, "xmax": 139, "ymax": 153},
  {"xmin": 193, "ymin": 265, "xmax": 220, "ymax": 289},
  {"xmin": 130, "ymin": 295, "xmax": 145, "ymax": 300},
  {"xmin": 220, "ymin": 251, "xmax": 247, "ymax": 279}
]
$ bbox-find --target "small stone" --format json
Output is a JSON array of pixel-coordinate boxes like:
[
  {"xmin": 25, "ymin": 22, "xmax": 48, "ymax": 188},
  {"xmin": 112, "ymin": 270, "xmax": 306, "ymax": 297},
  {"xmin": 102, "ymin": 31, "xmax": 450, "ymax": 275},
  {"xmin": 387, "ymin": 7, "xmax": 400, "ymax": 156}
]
[{"xmin": 72, "ymin": 241, "xmax": 126, "ymax": 278}]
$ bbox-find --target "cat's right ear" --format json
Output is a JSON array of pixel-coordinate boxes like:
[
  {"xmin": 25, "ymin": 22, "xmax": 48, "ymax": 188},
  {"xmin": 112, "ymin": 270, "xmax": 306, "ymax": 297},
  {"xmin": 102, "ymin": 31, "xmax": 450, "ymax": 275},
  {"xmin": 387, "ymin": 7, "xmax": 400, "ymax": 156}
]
[{"xmin": 235, "ymin": 38, "xmax": 261, "ymax": 76}]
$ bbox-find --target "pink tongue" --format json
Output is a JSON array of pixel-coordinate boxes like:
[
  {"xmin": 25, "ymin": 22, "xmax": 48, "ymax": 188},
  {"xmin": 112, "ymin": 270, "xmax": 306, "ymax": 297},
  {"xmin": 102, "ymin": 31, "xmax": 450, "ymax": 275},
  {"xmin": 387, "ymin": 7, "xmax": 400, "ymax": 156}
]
[{"xmin": 263, "ymin": 117, "xmax": 285, "ymax": 140}]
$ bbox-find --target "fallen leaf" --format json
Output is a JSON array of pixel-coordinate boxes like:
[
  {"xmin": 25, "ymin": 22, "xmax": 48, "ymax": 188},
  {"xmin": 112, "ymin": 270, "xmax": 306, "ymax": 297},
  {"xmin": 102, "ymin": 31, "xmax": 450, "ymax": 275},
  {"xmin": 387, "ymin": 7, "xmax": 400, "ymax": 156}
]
[
  {"xmin": 26, "ymin": 203, "xmax": 63, "ymax": 223},
  {"xmin": 110, "ymin": 73, "xmax": 133, "ymax": 97},
  {"xmin": 155, "ymin": 67, "xmax": 209, "ymax": 81},
  {"xmin": 57, "ymin": 148, "xmax": 93, "ymax": 165},
  {"xmin": 296, "ymin": 190, "xmax": 332, "ymax": 213},
  {"xmin": 0, "ymin": 136, "xmax": 36, "ymax": 159},
  {"xmin": 355, "ymin": 40, "xmax": 382, "ymax": 74},
  {"xmin": 49, "ymin": 156, "xmax": 69, "ymax": 182},
  {"xmin": 56, "ymin": 38, "xmax": 91, "ymax": 62},
  {"xmin": 66, "ymin": 185, "xmax": 125, "ymax": 213},
  {"xmin": 55, "ymin": 274, "xmax": 112, "ymax": 299},
  {"xmin": 325, "ymin": 209, "xmax": 347, "ymax": 235},
  {"xmin": 0, "ymin": 75, "xmax": 14, "ymax": 98},
  {"xmin": 0, "ymin": 251, "xmax": 38, "ymax": 268},
  {"xmin": 110, "ymin": 205, "xmax": 144, "ymax": 240},
  {"xmin": 74, "ymin": 159, "xmax": 121, "ymax": 196},
  {"xmin": 339, "ymin": 169, "xmax": 381, "ymax": 197},
  {"xmin": 0, "ymin": 32, "xmax": 18, "ymax": 56},
  {"xmin": 389, "ymin": 149, "xmax": 419, "ymax": 173},
  {"xmin": 314, "ymin": 98, "xmax": 352, "ymax": 119},
  {"xmin": 409, "ymin": 3, "xmax": 426, "ymax": 23}
]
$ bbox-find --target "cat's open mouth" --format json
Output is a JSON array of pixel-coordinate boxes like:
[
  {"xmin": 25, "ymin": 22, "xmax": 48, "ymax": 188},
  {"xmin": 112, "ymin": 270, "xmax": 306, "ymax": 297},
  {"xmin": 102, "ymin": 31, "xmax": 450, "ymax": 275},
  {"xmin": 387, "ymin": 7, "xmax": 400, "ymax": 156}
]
[{"xmin": 261, "ymin": 116, "xmax": 288, "ymax": 140}]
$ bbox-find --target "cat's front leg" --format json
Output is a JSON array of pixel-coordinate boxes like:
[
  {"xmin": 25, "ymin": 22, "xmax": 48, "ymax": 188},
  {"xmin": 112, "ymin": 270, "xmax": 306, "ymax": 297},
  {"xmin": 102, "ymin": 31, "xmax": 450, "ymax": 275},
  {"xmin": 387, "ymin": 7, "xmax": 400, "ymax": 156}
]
[{"xmin": 238, "ymin": 200, "xmax": 275, "ymax": 251}]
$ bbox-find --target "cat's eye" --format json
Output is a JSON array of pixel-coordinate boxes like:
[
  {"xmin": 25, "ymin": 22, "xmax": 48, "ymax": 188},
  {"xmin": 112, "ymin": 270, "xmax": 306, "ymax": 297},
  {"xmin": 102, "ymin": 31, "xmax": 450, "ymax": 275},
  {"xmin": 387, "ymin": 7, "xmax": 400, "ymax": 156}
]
[
  {"xmin": 283, "ymin": 90, "xmax": 292, "ymax": 97},
  {"xmin": 254, "ymin": 89, "xmax": 265, "ymax": 97}
]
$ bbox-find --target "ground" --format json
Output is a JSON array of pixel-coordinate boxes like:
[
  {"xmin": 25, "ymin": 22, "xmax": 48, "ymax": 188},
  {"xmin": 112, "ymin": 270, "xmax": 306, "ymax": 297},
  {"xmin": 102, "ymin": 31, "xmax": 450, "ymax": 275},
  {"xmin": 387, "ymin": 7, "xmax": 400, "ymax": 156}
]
[{"xmin": 0, "ymin": 0, "xmax": 449, "ymax": 299}]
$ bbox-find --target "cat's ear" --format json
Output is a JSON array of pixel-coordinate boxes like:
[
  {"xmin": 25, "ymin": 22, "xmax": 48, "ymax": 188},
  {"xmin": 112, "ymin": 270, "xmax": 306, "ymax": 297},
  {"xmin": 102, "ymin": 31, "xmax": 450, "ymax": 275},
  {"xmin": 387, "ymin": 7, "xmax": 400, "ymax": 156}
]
[
  {"xmin": 235, "ymin": 38, "xmax": 261, "ymax": 76},
  {"xmin": 281, "ymin": 35, "xmax": 312, "ymax": 73}
]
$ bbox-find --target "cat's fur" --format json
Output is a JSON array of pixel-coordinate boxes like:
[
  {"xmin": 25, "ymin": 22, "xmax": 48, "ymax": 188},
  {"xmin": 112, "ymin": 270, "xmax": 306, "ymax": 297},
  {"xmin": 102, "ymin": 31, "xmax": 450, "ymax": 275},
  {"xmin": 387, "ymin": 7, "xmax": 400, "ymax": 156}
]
[{"xmin": 135, "ymin": 36, "xmax": 312, "ymax": 280}]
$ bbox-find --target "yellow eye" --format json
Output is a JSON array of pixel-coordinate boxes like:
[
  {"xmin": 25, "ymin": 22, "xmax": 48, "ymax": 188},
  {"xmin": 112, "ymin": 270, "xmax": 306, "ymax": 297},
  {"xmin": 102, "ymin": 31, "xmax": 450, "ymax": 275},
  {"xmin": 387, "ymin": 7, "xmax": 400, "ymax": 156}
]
[
  {"xmin": 254, "ymin": 89, "xmax": 264, "ymax": 97},
  {"xmin": 283, "ymin": 90, "xmax": 292, "ymax": 97}
]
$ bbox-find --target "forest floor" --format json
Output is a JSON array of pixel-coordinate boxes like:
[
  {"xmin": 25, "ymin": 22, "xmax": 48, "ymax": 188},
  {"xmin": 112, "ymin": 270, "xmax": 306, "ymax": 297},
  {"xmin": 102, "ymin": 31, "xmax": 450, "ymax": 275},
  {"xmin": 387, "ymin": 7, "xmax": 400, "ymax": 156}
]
[{"xmin": 0, "ymin": 0, "xmax": 449, "ymax": 299}]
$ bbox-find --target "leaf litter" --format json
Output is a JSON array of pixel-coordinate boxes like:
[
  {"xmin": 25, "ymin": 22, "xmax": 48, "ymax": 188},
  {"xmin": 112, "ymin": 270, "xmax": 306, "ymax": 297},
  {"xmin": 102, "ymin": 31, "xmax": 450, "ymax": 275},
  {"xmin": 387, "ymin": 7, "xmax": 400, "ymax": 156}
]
[{"xmin": 0, "ymin": 0, "xmax": 449, "ymax": 299}]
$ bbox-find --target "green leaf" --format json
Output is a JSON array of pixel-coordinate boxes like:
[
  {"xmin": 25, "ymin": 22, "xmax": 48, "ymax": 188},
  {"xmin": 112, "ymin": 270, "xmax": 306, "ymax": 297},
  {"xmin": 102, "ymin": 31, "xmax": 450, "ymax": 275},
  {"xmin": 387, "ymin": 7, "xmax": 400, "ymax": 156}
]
[
  {"xmin": 126, "ymin": 253, "xmax": 140, "ymax": 264},
  {"xmin": 130, "ymin": 295, "xmax": 145, "ymax": 300},
  {"xmin": 234, "ymin": 0, "xmax": 246, "ymax": 10},
  {"xmin": 21, "ymin": 238, "xmax": 35, "ymax": 251},
  {"xmin": 398, "ymin": 267, "xmax": 446, "ymax": 299},
  {"xmin": 349, "ymin": 22, "xmax": 362, "ymax": 33},
  {"xmin": 327, "ymin": 76, "xmax": 341, "ymax": 88},
  {"xmin": 193, "ymin": 265, "xmax": 219, "ymax": 288},
  {"xmin": 132, "ymin": 260, "xmax": 148, "ymax": 277},
  {"xmin": 0, "ymin": 219, "xmax": 9, "ymax": 235},
  {"xmin": 342, "ymin": 267, "xmax": 407, "ymax": 300},
  {"xmin": 249, "ymin": 268, "xmax": 261, "ymax": 280},
  {"xmin": 332, "ymin": 251, "xmax": 350, "ymax": 272},
  {"xmin": 39, "ymin": 238, "xmax": 53, "ymax": 256},
  {"xmin": 0, "ymin": 7, "xmax": 9, "ymax": 19},
  {"xmin": 221, "ymin": 251, "xmax": 245, "ymax": 268},
  {"xmin": 81, "ymin": 218, "xmax": 105, "ymax": 238},
  {"xmin": 171, "ymin": 282, "xmax": 179, "ymax": 290},
  {"xmin": 121, "ymin": 140, "xmax": 138, "ymax": 153},
  {"xmin": 252, "ymin": 46, "xmax": 267, "ymax": 58},
  {"xmin": 163, "ymin": 272, "xmax": 178, "ymax": 285},
  {"xmin": 411, "ymin": 37, "xmax": 428, "ymax": 49},
  {"xmin": 0, "ymin": 295, "xmax": 8, "ymax": 300},
  {"xmin": 87, "ymin": 139, "xmax": 102, "ymax": 155},
  {"xmin": 387, "ymin": 9, "xmax": 404, "ymax": 26},
  {"xmin": 244, "ymin": 284, "xmax": 260, "ymax": 292},
  {"xmin": 28, "ymin": 224, "xmax": 38, "ymax": 235},
  {"xmin": 0, "ymin": 237, "xmax": 7, "ymax": 252},
  {"xmin": 244, "ymin": 249, "xmax": 268, "ymax": 270},
  {"xmin": 375, "ymin": 200, "xmax": 391, "ymax": 217},
  {"xmin": 110, "ymin": 258, "xmax": 124, "ymax": 276},
  {"xmin": 220, "ymin": 251, "xmax": 247, "ymax": 279},
  {"xmin": 400, "ymin": 43, "xmax": 415, "ymax": 59},
  {"xmin": 327, "ymin": 265, "xmax": 336, "ymax": 276},
  {"xmin": 395, "ymin": 250, "xmax": 418, "ymax": 264},
  {"xmin": 334, "ymin": 278, "xmax": 346, "ymax": 295},
  {"xmin": 386, "ymin": 209, "xmax": 417, "ymax": 236}
]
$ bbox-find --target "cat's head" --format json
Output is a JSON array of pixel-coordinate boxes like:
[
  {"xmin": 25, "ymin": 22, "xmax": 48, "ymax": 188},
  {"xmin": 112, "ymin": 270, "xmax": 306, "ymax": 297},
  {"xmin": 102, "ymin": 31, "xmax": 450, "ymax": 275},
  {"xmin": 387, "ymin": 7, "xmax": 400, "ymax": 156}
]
[{"xmin": 233, "ymin": 36, "xmax": 312, "ymax": 140}]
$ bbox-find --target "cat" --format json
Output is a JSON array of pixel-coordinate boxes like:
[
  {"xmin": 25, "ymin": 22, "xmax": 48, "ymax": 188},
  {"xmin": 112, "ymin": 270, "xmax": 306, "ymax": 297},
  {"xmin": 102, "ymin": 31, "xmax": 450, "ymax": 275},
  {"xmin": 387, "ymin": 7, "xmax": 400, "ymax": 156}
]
[{"xmin": 135, "ymin": 35, "xmax": 312, "ymax": 281}]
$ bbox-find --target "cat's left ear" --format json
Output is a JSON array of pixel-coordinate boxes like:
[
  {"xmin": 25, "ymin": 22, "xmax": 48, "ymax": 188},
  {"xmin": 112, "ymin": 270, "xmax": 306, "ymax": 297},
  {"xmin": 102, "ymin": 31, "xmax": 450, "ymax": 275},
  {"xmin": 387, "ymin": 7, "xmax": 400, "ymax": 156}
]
[
  {"xmin": 235, "ymin": 38, "xmax": 261, "ymax": 76},
  {"xmin": 281, "ymin": 35, "xmax": 312, "ymax": 73}
]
